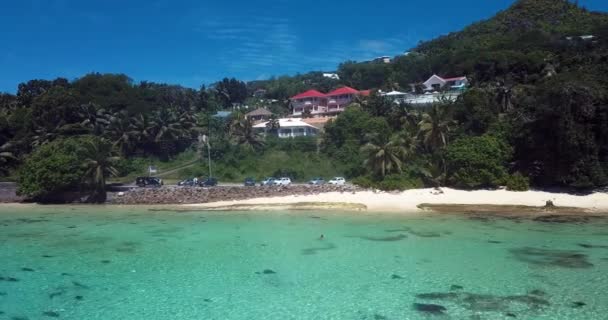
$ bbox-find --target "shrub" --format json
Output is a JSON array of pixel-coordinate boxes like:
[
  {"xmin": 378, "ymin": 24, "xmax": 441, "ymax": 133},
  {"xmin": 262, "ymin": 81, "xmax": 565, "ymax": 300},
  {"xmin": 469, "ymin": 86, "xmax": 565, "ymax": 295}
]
[
  {"xmin": 352, "ymin": 176, "xmax": 374, "ymax": 189},
  {"xmin": 505, "ymin": 173, "xmax": 530, "ymax": 191},
  {"xmin": 352, "ymin": 172, "xmax": 423, "ymax": 191},
  {"xmin": 377, "ymin": 173, "xmax": 424, "ymax": 191},
  {"xmin": 17, "ymin": 136, "xmax": 91, "ymax": 201},
  {"xmin": 445, "ymin": 135, "xmax": 512, "ymax": 189}
]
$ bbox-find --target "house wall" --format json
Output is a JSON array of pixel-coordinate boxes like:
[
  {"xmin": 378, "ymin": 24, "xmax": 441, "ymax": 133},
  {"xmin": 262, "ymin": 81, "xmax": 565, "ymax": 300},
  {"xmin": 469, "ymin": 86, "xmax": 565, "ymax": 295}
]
[
  {"xmin": 277, "ymin": 126, "xmax": 318, "ymax": 138},
  {"xmin": 326, "ymin": 94, "xmax": 355, "ymax": 109},
  {"xmin": 423, "ymin": 76, "xmax": 446, "ymax": 91}
]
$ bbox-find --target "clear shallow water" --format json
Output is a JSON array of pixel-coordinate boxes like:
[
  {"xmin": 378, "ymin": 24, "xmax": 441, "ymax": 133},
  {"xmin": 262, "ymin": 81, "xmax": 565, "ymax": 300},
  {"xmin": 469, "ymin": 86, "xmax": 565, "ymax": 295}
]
[{"xmin": 0, "ymin": 206, "xmax": 607, "ymax": 320}]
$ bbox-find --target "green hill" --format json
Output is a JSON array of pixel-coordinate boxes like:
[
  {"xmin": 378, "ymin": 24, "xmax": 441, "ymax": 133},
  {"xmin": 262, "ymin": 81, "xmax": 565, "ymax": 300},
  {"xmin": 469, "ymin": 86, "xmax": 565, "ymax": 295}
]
[{"xmin": 415, "ymin": 0, "xmax": 608, "ymax": 54}]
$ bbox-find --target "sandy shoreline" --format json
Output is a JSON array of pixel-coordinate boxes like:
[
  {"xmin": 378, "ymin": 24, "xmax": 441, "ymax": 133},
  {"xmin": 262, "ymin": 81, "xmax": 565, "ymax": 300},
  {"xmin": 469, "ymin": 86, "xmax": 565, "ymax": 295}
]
[{"xmin": 183, "ymin": 188, "xmax": 608, "ymax": 213}]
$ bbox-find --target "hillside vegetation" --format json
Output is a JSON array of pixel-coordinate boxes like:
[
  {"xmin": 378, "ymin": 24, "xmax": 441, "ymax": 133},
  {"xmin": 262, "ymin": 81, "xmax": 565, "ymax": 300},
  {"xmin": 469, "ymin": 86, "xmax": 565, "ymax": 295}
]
[{"xmin": 2, "ymin": 0, "xmax": 608, "ymax": 202}]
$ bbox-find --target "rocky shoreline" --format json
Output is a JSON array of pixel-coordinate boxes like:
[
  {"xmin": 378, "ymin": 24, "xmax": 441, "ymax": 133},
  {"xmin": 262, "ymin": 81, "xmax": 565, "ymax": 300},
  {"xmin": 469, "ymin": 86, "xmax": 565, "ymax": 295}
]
[{"xmin": 110, "ymin": 185, "xmax": 363, "ymax": 205}]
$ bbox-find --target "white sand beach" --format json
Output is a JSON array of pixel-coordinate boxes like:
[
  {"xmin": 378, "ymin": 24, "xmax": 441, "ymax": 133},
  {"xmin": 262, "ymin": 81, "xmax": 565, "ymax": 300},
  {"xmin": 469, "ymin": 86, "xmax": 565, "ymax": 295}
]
[{"xmin": 184, "ymin": 188, "xmax": 608, "ymax": 213}]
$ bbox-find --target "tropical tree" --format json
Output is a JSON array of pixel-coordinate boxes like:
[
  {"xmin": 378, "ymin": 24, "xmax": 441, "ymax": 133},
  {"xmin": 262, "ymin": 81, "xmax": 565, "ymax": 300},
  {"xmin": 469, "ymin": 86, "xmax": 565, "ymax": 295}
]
[
  {"xmin": 106, "ymin": 110, "xmax": 136, "ymax": 156},
  {"xmin": 361, "ymin": 133, "xmax": 414, "ymax": 177},
  {"xmin": 77, "ymin": 103, "xmax": 111, "ymax": 135},
  {"xmin": 0, "ymin": 142, "xmax": 18, "ymax": 175},
  {"xmin": 151, "ymin": 107, "xmax": 196, "ymax": 158},
  {"xmin": 131, "ymin": 113, "xmax": 155, "ymax": 149},
  {"xmin": 418, "ymin": 104, "xmax": 454, "ymax": 152},
  {"xmin": 81, "ymin": 138, "xmax": 120, "ymax": 203},
  {"xmin": 230, "ymin": 113, "xmax": 264, "ymax": 150}
]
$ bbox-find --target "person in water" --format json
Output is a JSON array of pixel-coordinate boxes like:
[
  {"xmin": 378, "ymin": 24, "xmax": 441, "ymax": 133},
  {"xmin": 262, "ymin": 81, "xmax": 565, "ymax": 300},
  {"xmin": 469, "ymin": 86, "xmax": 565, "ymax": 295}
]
[{"xmin": 319, "ymin": 234, "xmax": 324, "ymax": 240}]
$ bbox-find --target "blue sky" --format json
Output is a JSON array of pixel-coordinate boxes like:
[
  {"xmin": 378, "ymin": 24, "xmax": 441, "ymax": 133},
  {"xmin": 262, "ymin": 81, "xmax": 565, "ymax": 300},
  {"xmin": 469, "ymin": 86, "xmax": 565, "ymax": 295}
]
[{"xmin": 1, "ymin": 0, "xmax": 607, "ymax": 93}]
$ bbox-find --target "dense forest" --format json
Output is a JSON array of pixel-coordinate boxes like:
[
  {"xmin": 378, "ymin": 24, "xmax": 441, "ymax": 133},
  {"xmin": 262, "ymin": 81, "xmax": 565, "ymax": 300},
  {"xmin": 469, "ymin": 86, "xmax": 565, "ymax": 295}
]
[{"xmin": 1, "ymin": 0, "xmax": 608, "ymax": 202}]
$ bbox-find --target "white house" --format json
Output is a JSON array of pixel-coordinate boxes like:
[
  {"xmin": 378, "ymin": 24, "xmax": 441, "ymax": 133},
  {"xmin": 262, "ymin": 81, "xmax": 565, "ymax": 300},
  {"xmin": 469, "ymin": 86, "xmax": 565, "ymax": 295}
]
[
  {"xmin": 373, "ymin": 56, "xmax": 391, "ymax": 64},
  {"xmin": 322, "ymin": 73, "xmax": 340, "ymax": 80},
  {"xmin": 381, "ymin": 90, "xmax": 408, "ymax": 100},
  {"xmin": 253, "ymin": 118, "xmax": 319, "ymax": 139},
  {"xmin": 422, "ymin": 74, "xmax": 468, "ymax": 92}
]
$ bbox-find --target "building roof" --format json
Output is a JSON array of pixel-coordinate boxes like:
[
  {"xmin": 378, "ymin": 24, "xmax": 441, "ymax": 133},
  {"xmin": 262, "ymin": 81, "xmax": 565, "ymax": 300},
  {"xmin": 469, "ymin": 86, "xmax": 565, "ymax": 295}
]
[
  {"xmin": 302, "ymin": 117, "xmax": 333, "ymax": 129},
  {"xmin": 359, "ymin": 90, "xmax": 372, "ymax": 96},
  {"xmin": 290, "ymin": 90, "xmax": 325, "ymax": 100},
  {"xmin": 383, "ymin": 90, "xmax": 407, "ymax": 96},
  {"xmin": 212, "ymin": 111, "xmax": 232, "ymax": 118},
  {"xmin": 442, "ymin": 76, "xmax": 467, "ymax": 81},
  {"xmin": 245, "ymin": 108, "xmax": 272, "ymax": 117},
  {"xmin": 253, "ymin": 118, "xmax": 318, "ymax": 129},
  {"xmin": 325, "ymin": 86, "xmax": 360, "ymax": 96}
]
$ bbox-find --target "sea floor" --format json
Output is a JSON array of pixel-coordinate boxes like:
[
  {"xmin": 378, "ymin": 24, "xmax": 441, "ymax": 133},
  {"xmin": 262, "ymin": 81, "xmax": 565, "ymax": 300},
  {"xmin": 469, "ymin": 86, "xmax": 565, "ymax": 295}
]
[{"xmin": 0, "ymin": 205, "xmax": 607, "ymax": 319}]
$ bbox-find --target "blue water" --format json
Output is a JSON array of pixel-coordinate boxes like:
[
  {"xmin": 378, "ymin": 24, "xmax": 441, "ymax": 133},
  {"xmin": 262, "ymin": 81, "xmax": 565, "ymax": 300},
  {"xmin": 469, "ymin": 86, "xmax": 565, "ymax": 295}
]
[{"xmin": 0, "ymin": 205, "xmax": 607, "ymax": 319}]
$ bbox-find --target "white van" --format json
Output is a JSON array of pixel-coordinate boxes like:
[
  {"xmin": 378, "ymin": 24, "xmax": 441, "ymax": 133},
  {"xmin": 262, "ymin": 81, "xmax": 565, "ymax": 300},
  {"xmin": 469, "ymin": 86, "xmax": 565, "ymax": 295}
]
[
  {"xmin": 328, "ymin": 177, "xmax": 346, "ymax": 185},
  {"xmin": 273, "ymin": 177, "xmax": 292, "ymax": 186}
]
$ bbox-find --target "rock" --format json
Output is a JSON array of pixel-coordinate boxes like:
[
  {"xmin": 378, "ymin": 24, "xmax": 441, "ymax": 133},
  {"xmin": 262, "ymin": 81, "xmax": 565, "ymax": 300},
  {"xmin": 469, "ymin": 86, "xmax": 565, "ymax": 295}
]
[
  {"xmin": 413, "ymin": 303, "xmax": 447, "ymax": 315},
  {"xmin": 111, "ymin": 185, "xmax": 363, "ymax": 205},
  {"xmin": 42, "ymin": 311, "xmax": 60, "ymax": 317}
]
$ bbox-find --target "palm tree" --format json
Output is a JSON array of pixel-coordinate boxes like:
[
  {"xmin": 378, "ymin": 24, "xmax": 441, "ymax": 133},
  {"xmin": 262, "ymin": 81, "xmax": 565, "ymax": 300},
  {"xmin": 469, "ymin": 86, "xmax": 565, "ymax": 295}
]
[
  {"xmin": 0, "ymin": 142, "xmax": 18, "ymax": 175},
  {"xmin": 106, "ymin": 110, "xmax": 136, "ymax": 156},
  {"xmin": 416, "ymin": 154, "xmax": 447, "ymax": 188},
  {"xmin": 77, "ymin": 103, "xmax": 111, "ymax": 135},
  {"xmin": 230, "ymin": 114, "xmax": 264, "ymax": 150},
  {"xmin": 151, "ymin": 107, "xmax": 190, "ymax": 159},
  {"xmin": 418, "ymin": 104, "xmax": 454, "ymax": 152},
  {"xmin": 81, "ymin": 138, "xmax": 120, "ymax": 203},
  {"xmin": 361, "ymin": 133, "xmax": 414, "ymax": 177},
  {"xmin": 31, "ymin": 125, "xmax": 60, "ymax": 147},
  {"xmin": 131, "ymin": 113, "xmax": 155, "ymax": 150}
]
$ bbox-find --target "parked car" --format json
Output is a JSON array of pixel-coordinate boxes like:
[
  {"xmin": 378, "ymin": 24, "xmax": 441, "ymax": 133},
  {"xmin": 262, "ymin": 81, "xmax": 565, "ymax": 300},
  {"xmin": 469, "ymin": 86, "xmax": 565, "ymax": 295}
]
[
  {"xmin": 136, "ymin": 177, "xmax": 163, "ymax": 188},
  {"xmin": 328, "ymin": 177, "xmax": 346, "ymax": 185},
  {"xmin": 273, "ymin": 177, "xmax": 292, "ymax": 186},
  {"xmin": 244, "ymin": 177, "xmax": 256, "ymax": 187},
  {"xmin": 199, "ymin": 178, "xmax": 218, "ymax": 187},
  {"xmin": 308, "ymin": 177, "xmax": 325, "ymax": 185},
  {"xmin": 177, "ymin": 178, "xmax": 197, "ymax": 187},
  {"xmin": 260, "ymin": 177, "xmax": 276, "ymax": 186}
]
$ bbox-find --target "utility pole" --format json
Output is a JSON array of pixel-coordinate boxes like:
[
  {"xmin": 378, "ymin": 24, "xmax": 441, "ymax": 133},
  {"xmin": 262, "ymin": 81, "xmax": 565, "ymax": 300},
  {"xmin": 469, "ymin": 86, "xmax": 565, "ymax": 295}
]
[{"xmin": 199, "ymin": 134, "xmax": 212, "ymax": 178}]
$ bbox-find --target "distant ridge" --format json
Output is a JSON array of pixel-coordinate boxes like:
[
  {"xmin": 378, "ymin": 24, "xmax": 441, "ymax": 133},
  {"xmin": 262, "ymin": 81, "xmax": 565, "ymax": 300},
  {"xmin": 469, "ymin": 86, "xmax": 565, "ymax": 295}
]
[{"xmin": 415, "ymin": 0, "xmax": 608, "ymax": 54}]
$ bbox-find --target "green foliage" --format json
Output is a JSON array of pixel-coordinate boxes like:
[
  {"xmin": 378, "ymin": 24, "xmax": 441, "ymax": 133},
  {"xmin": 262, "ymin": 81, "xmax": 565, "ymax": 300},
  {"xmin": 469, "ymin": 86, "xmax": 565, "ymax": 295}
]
[
  {"xmin": 445, "ymin": 135, "xmax": 512, "ymax": 189},
  {"xmin": 16, "ymin": 135, "xmax": 119, "ymax": 202},
  {"xmin": 511, "ymin": 74, "xmax": 608, "ymax": 188},
  {"xmin": 17, "ymin": 136, "xmax": 90, "ymax": 201},
  {"xmin": 453, "ymin": 88, "xmax": 499, "ymax": 136},
  {"xmin": 505, "ymin": 173, "xmax": 530, "ymax": 191},
  {"xmin": 352, "ymin": 171, "xmax": 423, "ymax": 191},
  {"xmin": 249, "ymin": 72, "xmax": 341, "ymax": 101},
  {"xmin": 215, "ymin": 78, "xmax": 248, "ymax": 107},
  {"xmin": 338, "ymin": 61, "xmax": 390, "ymax": 89},
  {"xmin": 4, "ymin": 0, "xmax": 608, "ymax": 193},
  {"xmin": 322, "ymin": 105, "xmax": 392, "ymax": 177},
  {"xmin": 361, "ymin": 132, "xmax": 415, "ymax": 178}
]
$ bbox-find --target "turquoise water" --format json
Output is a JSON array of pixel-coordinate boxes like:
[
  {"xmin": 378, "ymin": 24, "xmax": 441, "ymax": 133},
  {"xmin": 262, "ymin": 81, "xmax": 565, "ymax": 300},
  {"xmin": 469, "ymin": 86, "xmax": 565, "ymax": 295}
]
[{"xmin": 0, "ymin": 206, "xmax": 607, "ymax": 319}]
